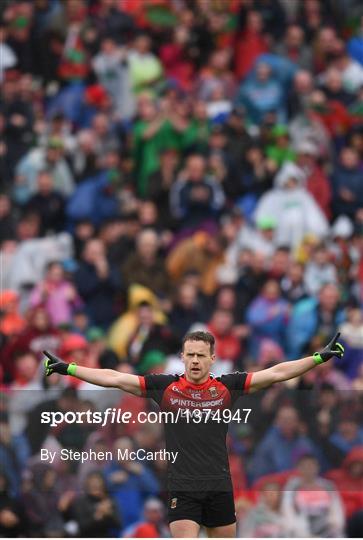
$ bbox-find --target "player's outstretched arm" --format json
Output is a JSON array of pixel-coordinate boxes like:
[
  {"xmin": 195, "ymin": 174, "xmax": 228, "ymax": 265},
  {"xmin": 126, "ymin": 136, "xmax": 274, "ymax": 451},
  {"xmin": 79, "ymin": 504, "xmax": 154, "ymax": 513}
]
[
  {"xmin": 248, "ymin": 333, "xmax": 344, "ymax": 393},
  {"xmin": 43, "ymin": 351, "xmax": 142, "ymax": 396}
]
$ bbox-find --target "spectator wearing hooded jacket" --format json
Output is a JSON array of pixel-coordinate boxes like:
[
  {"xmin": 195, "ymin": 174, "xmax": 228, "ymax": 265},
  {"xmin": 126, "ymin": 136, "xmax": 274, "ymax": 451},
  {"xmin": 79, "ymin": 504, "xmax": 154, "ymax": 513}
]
[
  {"xmin": 236, "ymin": 62, "xmax": 286, "ymax": 126},
  {"xmin": 326, "ymin": 446, "xmax": 363, "ymax": 519},
  {"xmin": 254, "ymin": 161, "xmax": 329, "ymax": 249},
  {"xmin": 295, "ymin": 140, "xmax": 332, "ymax": 219}
]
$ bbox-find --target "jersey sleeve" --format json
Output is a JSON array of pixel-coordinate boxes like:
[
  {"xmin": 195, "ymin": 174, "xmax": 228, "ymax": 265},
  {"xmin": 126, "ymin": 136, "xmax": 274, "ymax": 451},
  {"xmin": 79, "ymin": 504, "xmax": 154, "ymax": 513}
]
[
  {"xmin": 138, "ymin": 374, "xmax": 177, "ymax": 405},
  {"xmin": 219, "ymin": 371, "xmax": 252, "ymax": 404}
]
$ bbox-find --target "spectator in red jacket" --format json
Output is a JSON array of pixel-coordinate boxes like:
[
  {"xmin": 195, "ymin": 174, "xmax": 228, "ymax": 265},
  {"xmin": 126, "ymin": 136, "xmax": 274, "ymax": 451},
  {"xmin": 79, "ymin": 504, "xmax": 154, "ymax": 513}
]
[
  {"xmin": 234, "ymin": 10, "xmax": 268, "ymax": 80},
  {"xmin": 326, "ymin": 446, "xmax": 363, "ymax": 518},
  {"xmin": 124, "ymin": 497, "xmax": 168, "ymax": 538},
  {"xmin": 207, "ymin": 308, "xmax": 242, "ymax": 370},
  {"xmin": 295, "ymin": 140, "xmax": 332, "ymax": 219}
]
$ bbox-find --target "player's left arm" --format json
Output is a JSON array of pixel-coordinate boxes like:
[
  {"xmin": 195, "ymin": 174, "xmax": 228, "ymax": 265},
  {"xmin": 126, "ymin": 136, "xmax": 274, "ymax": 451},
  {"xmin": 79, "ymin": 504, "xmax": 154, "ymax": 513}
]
[{"xmin": 248, "ymin": 332, "xmax": 344, "ymax": 393}]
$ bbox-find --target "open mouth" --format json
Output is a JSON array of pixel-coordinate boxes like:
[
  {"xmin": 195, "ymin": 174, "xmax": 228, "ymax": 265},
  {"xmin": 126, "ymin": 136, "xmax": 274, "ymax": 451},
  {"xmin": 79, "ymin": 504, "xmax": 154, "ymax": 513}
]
[{"xmin": 191, "ymin": 368, "xmax": 200, "ymax": 374}]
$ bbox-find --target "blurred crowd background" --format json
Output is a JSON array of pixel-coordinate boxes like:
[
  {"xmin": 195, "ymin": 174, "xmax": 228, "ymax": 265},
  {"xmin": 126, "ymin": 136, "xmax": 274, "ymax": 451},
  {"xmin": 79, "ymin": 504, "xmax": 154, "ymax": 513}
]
[{"xmin": 0, "ymin": 0, "xmax": 363, "ymax": 537}]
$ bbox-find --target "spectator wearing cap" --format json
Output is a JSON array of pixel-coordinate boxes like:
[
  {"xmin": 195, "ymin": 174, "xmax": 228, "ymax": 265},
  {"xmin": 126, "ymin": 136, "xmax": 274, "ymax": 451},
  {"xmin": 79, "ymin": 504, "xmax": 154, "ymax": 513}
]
[
  {"xmin": 255, "ymin": 161, "xmax": 329, "ymax": 249},
  {"xmin": 86, "ymin": 327, "xmax": 119, "ymax": 369},
  {"xmin": 74, "ymin": 239, "xmax": 121, "ymax": 329},
  {"xmin": 265, "ymin": 124, "xmax": 296, "ymax": 167},
  {"xmin": 77, "ymin": 85, "xmax": 113, "ymax": 129},
  {"xmin": 232, "ymin": 216, "xmax": 277, "ymax": 261},
  {"xmin": 14, "ymin": 137, "xmax": 75, "ymax": 205}
]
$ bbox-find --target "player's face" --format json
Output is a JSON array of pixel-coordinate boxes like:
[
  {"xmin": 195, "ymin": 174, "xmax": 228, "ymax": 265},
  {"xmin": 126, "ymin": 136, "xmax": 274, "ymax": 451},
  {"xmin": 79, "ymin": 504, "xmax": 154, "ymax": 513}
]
[{"xmin": 181, "ymin": 340, "xmax": 215, "ymax": 384}]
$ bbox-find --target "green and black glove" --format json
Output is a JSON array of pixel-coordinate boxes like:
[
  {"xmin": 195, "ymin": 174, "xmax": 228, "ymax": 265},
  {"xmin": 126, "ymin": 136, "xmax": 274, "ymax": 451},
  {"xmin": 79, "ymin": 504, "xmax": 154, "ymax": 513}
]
[
  {"xmin": 43, "ymin": 350, "xmax": 77, "ymax": 376},
  {"xmin": 313, "ymin": 332, "xmax": 345, "ymax": 365}
]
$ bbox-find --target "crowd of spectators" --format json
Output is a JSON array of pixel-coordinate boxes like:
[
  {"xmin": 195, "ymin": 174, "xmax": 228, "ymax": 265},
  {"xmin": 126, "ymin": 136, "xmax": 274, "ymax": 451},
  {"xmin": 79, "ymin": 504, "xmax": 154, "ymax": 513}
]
[{"xmin": 0, "ymin": 0, "xmax": 362, "ymax": 537}]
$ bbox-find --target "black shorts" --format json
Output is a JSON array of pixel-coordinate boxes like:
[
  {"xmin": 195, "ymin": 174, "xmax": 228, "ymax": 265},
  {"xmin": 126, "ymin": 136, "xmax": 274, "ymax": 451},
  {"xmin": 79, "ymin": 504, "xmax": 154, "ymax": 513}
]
[{"xmin": 167, "ymin": 490, "xmax": 236, "ymax": 528}]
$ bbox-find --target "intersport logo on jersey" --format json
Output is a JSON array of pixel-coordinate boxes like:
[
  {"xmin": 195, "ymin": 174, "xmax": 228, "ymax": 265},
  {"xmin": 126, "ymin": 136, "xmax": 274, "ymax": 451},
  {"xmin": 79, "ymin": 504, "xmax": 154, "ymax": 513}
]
[{"xmin": 169, "ymin": 397, "xmax": 224, "ymax": 407}]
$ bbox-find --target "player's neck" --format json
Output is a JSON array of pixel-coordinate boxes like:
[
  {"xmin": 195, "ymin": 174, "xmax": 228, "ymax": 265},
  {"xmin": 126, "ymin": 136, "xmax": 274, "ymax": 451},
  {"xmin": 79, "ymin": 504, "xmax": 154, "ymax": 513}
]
[{"xmin": 184, "ymin": 373, "xmax": 210, "ymax": 385}]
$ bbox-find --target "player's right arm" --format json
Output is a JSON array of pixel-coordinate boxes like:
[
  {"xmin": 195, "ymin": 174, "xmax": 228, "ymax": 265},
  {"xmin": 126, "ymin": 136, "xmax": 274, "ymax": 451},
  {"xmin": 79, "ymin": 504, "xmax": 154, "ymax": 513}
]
[{"xmin": 43, "ymin": 351, "xmax": 142, "ymax": 396}]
